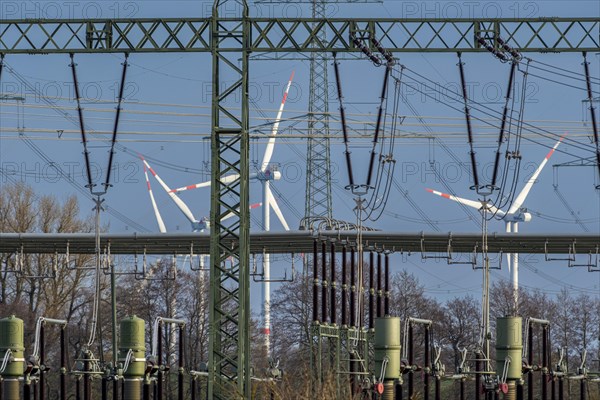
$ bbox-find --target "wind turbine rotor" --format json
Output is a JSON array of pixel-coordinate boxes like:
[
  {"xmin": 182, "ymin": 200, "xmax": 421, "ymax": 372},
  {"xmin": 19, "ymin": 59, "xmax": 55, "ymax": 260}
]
[
  {"xmin": 139, "ymin": 156, "xmax": 199, "ymax": 227},
  {"xmin": 143, "ymin": 162, "xmax": 167, "ymax": 233}
]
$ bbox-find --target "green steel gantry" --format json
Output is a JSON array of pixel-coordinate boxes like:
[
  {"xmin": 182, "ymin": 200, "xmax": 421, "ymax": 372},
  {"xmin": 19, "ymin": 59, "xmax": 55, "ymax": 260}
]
[
  {"xmin": 2, "ymin": 16, "xmax": 599, "ymax": 53},
  {"xmin": 1, "ymin": 3, "xmax": 599, "ymax": 397}
]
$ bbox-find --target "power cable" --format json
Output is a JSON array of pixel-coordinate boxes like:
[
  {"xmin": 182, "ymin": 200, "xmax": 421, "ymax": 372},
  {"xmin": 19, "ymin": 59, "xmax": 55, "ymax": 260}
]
[
  {"xmin": 553, "ymin": 186, "xmax": 590, "ymax": 232},
  {"xmin": 381, "ymin": 210, "xmax": 471, "ymax": 225},
  {"xmin": 390, "ymin": 177, "xmax": 440, "ymax": 232},
  {"xmin": 395, "ymin": 70, "xmax": 482, "ymax": 228},
  {"xmin": 524, "ymin": 70, "xmax": 600, "ymax": 94},
  {"xmin": 526, "ymin": 57, "xmax": 600, "ymax": 83},
  {"xmin": 364, "ymin": 65, "xmax": 401, "ymax": 222},
  {"xmin": 396, "ymin": 74, "xmax": 594, "ymax": 159},
  {"xmin": 398, "ymin": 63, "xmax": 596, "ymax": 154},
  {"xmin": 486, "ymin": 59, "xmax": 529, "ymax": 220},
  {"xmin": 582, "ymin": 52, "xmax": 600, "ymax": 189},
  {"xmin": 69, "ymin": 54, "xmax": 94, "ymax": 190},
  {"xmin": 1, "ymin": 61, "xmax": 205, "ymax": 174},
  {"xmin": 16, "ymin": 134, "xmax": 150, "ymax": 232},
  {"xmin": 527, "ymin": 208, "xmax": 599, "ymax": 224},
  {"xmin": 1, "ymin": 56, "xmax": 150, "ymax": 232},
  {"xmin": 399, "ymin": 66, "xmax": 596, "ymax": 157}
]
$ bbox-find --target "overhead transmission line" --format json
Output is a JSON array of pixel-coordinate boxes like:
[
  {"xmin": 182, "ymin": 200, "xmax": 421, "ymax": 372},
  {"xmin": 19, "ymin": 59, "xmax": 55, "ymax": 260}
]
[
  {"xmin": 3, "ymin": 93, "xmax": 595, "ymax": 129},
  {"xmin": 1, "ymin": 61, "xmax": 204, "ymax": 174},
  {"xmin": 394, "ymin": 67, "xmax": 482, "ymax": 229},
  {"xmin": 456, "ymin": 36, "xmax": 526, "ymax": 373},
  {"xmin": 397, "ymin": 69, "xmax": 595, "ymax": 159},
  {"xmin": 523, "ymin": 68, "xmax": 600, "ymax": 94},
  {"xmin": 527, "ymin": 57, "xmax": 600, "ymax": 83},
  {"xmin": 0, "ymin": 56, "xmax": 150, "ymax": 232},
  {"xmin": 332, "ymin": 35, "xmax": 399, "ymax": 225},
  {"xmin": 403, "ymin": 58, "xmax": 587, "ymax": 137},
  {"xmin": 399, "ymin": 63, "xmax": 596, "ymax": 154}
]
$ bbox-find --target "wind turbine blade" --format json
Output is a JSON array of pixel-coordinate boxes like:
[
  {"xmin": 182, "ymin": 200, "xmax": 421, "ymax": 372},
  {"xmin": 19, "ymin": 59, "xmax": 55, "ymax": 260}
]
[
  {"xmin": 426, "ymin": 188, "xmax": 484, "ymax": 210},
  {"xmin": 221, "ymin": 202, "xmax": 262, "ymax": 222},
  {"xmin": 143, "ymin": 163, "xmax": 167, "ymax": 233},
  {"xmin": 266, "ymin": 186, "xmax": 290, "ymax": 231},
  {"xmin": 261, "ymin": 71, "xmax": 295, "ymax": 172},
  {"xmin": 171, "ymin": 180, "xmax": 212, "ymax": 193},
  {"xmin": 426, "ymin": 188, "xmax": 505, "ymax": 216},
  {"xmin": 140, "ymin": 157, "xmax": 197, "ymax": 224},
  {"xmin": 507, "ymin": 137, "xmax": 563, "ymax": 215},
  {"xmin": 171, "ymin": 173, "xmax": 257, "ymax": 193}
]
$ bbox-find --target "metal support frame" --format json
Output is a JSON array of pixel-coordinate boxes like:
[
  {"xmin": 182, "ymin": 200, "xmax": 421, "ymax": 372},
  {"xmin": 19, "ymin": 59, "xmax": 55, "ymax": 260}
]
[
  {"xmin": 28, "ymin": 317, "xmax": 68, "ymax": 400},
  {"xmin": 208, "ymin": 1, "xmax": 251, "ymax": 398},
  {"xmin": 476, "ymin": 351, "xmax": 482, "ymax": 400},
  {"xmin": 312, "ymin": 325, "xmax": 372, "ymax": 397},
  {"xmin": 404, "ymin": 317, "xmax": 433, "ymax": 399},
  {"xmin": 311, "ymin": 239, "xmax": 373, "ymax": 397},
  {"xmin": 149, "ymin": 317, "xmax": 186, "ymax": 400},
  {"xmin": 1, "ymin": 18, "xmax": 598, "ymax": 54},
  {"xmin": 330, "ymin": 241, "xmax": 337, "ymax": 325},
  {"xmin": 369, "ymin": 251, "xmax": 375, "ymax": 329},
  {"xmin": 376, "ymin": 251, "xmax": 382, "ymax": 318},
  {"xmin": 2, "ymin": 232, "xmax": 599, "ymax": 255},
  {"xmin": 524, "ymin": 318, "xmax": 551, "ymax": 400},
  {"xmin": 321, "ymin": 240, "xmax": 328, "ymax": 324},
  {"xmin": 341, "ymin": 244, "xmax": 348, "ymax": 326}
]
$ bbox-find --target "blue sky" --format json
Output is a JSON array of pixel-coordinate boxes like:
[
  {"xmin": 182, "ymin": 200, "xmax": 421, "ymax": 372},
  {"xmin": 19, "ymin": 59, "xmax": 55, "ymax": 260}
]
[{"xmin": 0, "ymin": 0, "xmax": 599, "ymax": 309}]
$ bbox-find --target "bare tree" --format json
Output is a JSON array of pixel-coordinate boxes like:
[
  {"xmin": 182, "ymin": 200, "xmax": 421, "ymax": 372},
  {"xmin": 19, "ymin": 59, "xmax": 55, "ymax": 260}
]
[
  {"xmin": 270, "ymin": 270, "xmax": 312, "ymax": 373},
  {"xmin": 0, "ymin": 181, "xmax": 96, "ymax": 397},
  {"xmin": 440, "ymin": 295, "xmax": 481, "ymax": 371}
]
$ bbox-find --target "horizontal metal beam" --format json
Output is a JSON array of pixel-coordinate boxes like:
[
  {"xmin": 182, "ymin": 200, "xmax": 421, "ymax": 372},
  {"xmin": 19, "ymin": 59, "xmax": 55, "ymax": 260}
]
[
  {"xmin": 0, "ymin": 231, "xmax": 597, "ymax": 255},
  {"xmin": 0, "ymin": 18, "xmax": 597, "ymax": 54}
]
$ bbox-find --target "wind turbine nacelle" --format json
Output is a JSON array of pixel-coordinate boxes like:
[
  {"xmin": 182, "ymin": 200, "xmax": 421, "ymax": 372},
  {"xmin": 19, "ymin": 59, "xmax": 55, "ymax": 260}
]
[
  {"xmin": 270, "ymin": 170, "xmax": 282, "ymax": 181},
  {"xmin": 192, "ymin": 220, "xmax": 209, "ymax": 232},
  {"xmin": 258, "ymin": 170, "xmax": 282, "ymax": 181},
  {"xmin": 507, "ymin": 212, "xmax": 532, "ymax": 222}
]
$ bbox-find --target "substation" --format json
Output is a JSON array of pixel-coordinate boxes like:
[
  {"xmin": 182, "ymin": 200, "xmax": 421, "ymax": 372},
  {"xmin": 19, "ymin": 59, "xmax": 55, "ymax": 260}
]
[{"xmin": 0, "ymin": 0, "xmax": 600, "ymax": 399}]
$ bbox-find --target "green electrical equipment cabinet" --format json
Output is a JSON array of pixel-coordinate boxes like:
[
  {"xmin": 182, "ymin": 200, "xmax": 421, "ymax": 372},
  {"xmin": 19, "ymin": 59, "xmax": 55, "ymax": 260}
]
[
  {"xmin": 0, "ymin": 315, "xmax": 25, "ymax": 400},
  {"xmin": 119, "ymin": 315, "xmax": 146, "ymax": 399},
  {"xmin": 496, "ymin": 316, "xmax": 523, "ymax": 381},
  {"xmin": 374, "ymin": 316, "xmax": 402, "ymax": 381}
]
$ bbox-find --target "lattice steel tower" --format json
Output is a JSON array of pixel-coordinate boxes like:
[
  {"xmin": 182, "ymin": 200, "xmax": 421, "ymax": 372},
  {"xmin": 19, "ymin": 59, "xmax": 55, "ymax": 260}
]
[{"xmin": 305, "ymin": 0, "xmax": 333, "ymax": 223}]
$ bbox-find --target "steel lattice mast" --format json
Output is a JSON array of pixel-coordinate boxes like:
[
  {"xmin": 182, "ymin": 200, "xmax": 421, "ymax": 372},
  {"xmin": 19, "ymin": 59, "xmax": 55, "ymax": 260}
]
[
  {"xmin": 209, "ymin": 1, "xmax": 251, "ymax": 398},
  {"xmin": 305, "ymin": 0, "xmax": 333, "ymax": 224}
]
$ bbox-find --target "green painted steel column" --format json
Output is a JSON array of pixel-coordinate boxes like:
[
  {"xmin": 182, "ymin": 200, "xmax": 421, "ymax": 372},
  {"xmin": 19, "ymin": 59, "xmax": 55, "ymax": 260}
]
[
  {"xmin": 208, "ymin": 0, "xmax": 250, "ymax": 398},
  {"xmin": 0, "ymin": 316, "xmax": 24, "ymax": 400},
  {"xmin": 119, "ymin": 316, "xmax": 146, "ymax": 400}
]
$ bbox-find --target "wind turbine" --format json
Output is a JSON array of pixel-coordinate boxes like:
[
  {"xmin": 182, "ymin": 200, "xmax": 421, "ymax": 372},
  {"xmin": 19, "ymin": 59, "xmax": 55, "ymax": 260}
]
[
  {"xmin": 141, "ymin": 156, "xmax": 261, "ymax": 232},
  {"xmin": 427, "ymin": 138, "xmax": 562, "ymax": 311},
  {"xmin": 169, "ymin": 71, "xmax": 295, "ymax": 356}
]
